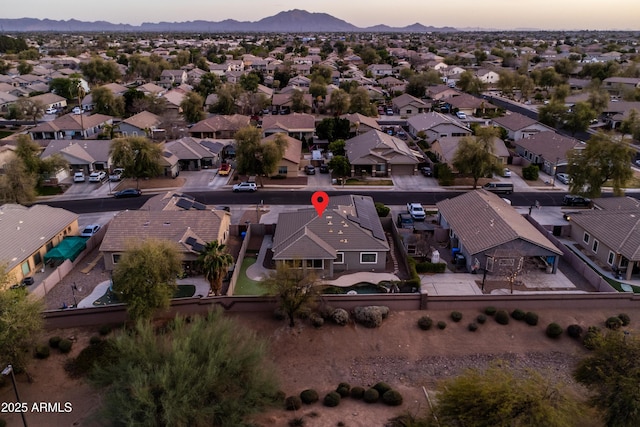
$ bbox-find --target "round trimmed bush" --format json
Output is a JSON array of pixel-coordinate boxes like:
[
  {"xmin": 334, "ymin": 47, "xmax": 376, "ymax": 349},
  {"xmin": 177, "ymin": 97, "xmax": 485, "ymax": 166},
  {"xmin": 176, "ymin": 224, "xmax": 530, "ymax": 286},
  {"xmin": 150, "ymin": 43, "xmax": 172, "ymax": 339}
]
[
  {"xmin": 58, "ymin": 338, "xmax": 73, "ymax": 353},
  {"xmin": 485, "ymin": 306, "xmax": 497, "ymax": 316},
  {"xmin": 437, "ymin": 321, "xmax": 447, "ymax": 330},
  {"xmin": 363, "ymin": 388, "xmax": 380, "ymax": 403},
  {"xmin": 382, "ymin": 389, "xmax": 404, "ymax": 406},
  {"xmin": 450, "ymin": 311, "xmax": 463, "ymax": 322},
  {"xmin": 567, "ymin": 324, "xmax": 583, "ymax": 339},
  {"xmin": 350, "ymin": 386, "xmax": 365, "ymax": 399},
  {"xmin": 618, "ymin": 313, "xmax": 631, "ymax": 326},
  {"xmin": 511, "ymin": 309, "xmax": 525, "ymax": 321},
  {"xmin": 35, "ymin": 345, "xmax": 50, "ymax": 359},
  {"xmin": 495, "ymin": 310, "xmax": 510, "ymax": 325},
  {"xmin": 336, "ymin": 382, "xmax": 351, "ymax": 397},
  {"xmin": 373, "ymin": 382, "xmax": 392, "ymax": 395},
  {"xmin": 546, "ymin": 323, "xmax": 563, "ymax": 339},
  {"xmin": 524, "ymin": 312, "xmax": 539, "ymax": 326},
  {"xmin": 89, "ymin": 335, "xmax": 102, "ymax": 345},
  {"xmin": 418, "ymin": 316, "xmax": 433, "ymax": 330},
  {"xmin": 300, "ymin": 389, "xmax": 319, "ymax": 404},
  {"xmin": 331, "ymin": 308, "xmax": 349, "ymax": 326},
  {"xmin": 468, "ymin": 322, "xmax": 478, "ymax": 332},
  {"xmin": 310, "ymin": 313, "xmax": 324, "ymax": 328},
  {"xmin": 323, "ymin": 391, "xmax": 341, "ymax": 407},
  {"xmin": 285, "ymin": 395, "xmax": 302, "ymax": 411},
  {"xmin": 606, "ymin": 316, "xmax": 623, "ymax": 330},
  {"xmin": 476, "ymin": 314, "xmax": 487, "ymax": 324},
  {"xmin": 98, "ymin": 325, "xmax": 112, "ymax": 336},
  {"xmin": 583, "ymin": 326, "xmax": 602, "ymax": 350},
  {"xmin": 49, "ymin": 336, "xmax": 62, "ymax": 348}
]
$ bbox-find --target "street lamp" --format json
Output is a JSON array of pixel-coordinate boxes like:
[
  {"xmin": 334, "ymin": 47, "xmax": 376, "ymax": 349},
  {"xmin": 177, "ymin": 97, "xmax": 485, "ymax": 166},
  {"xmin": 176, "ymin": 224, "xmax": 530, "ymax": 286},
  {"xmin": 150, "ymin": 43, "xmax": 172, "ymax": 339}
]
[{"xmin": 2, "ymin": 364, "xmax": 28, "ymax": 427}]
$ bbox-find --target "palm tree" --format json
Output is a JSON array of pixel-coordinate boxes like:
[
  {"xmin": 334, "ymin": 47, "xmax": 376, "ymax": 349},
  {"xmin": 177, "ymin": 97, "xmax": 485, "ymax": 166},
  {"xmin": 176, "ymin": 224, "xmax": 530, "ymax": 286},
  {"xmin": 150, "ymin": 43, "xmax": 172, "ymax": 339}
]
[{"xmin": 197, "ymin": 241, "xmax": 234, "ymax": 296}]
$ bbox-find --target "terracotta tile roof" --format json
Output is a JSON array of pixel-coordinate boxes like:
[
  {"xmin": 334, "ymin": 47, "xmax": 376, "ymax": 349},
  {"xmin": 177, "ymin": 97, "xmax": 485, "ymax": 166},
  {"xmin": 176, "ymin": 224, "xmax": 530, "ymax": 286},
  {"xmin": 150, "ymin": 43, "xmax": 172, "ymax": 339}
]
[
  {"xmin": 261, "ymin": 113, "xmax": 315, "ymax": 132},
  {"xmin": 189, "ymin": 114, "xmax": 251, "ymax": 133},
  {"xmin": 121, "ymin": 111, "xmax": 162, "ymax": 130},
  {"xmin": 262, "ymin": 133, "xmax": 301, "ymax": 164}
]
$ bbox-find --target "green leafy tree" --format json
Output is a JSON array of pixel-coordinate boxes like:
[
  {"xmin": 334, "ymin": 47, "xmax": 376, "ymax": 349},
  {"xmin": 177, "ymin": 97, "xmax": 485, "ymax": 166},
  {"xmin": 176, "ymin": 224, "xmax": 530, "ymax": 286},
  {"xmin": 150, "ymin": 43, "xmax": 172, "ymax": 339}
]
[
  {"xmin": 574, "ymin": 331, "xmax": 640, "ymax": 427},
  {"xmin": 112, "ymin": 239, "xmax": 183, "ymax": 321},
  {"xmin": 197, "ymin": 241, "xmax": 234, "ymax": 296},
  {"xmin": 316, "ymin": 118, "xmax": 350, "ymax": 142},
  {"xmin": 497, "ymin": 70, "xmax": 516, "ymax": 97},
  {"xmin": 49, "ymin": 77, "xmax": 81, "ymax": 100},
  {"xmin": 89, "ymin": 310, "xmax": 279, "ymax": 426},
  {"xmin": 212, "ymin": 83, "xmax": 242, "ymax": 115},
  {"xmin": 91, "ymin": 86, "xmax": 125, "ymax": 117},
  {"xmin": 235, "ymin": 127, "xmax": 287, "ymax": 187},
  {"xmin": 348, "ymin": 87, "xmax": 376, "ymax": 116},
  {"xmin": 263, "ymin": 264, "xmax": 318, "ymax": 327},
  {"xmin": 432, "ymin": 364, "xmax": 584, "ymax": 427},
  {"xmin": 309, "ymin": 81, "xmax": 327, "ymax": 100},
  {"xmin": 239, "ymin": 72, "xmax": 260, "ymax": 92},
  {"xmin": 567, "ymin": 131, "xmax": 634, "ymax": 197},
  {"xmin": 552, "ymin": 84, "xmax": 571, "ymax": 103},
  {"xmin": 620, "ymin": 108, "xmax": 640, "ymax": 142},
  {"xmin": 587, "ymin": 87, "xmax": 609, "ymax": 114},
  {"xmin": 0, "ymin": 158, "xmax": 37, "ymax": 204},
  {"xmin": 328, "ymin": 155, "xmax": 351, "ymax": 182},
  {"xmin": 328, "ymin": 139, "xmax": 346, "ymax": 157},
  {"xmin": 193, "ymin": 72, "xmax": 220, "ymax": 99},
  {"xmin": 290, "ymin": 89, "xmax": 310, "ymax": 113},
  {"xmin": 17, "ymin": 60, "xmax": 33, "ymax": 75},
  {"xmin": 109, "ymin": 136, "xmax": 163, "ymax": 188},
  {"xmin": 14, "ymin": 135, "xmax": 67, "ymax": 182},
  {"xmin": 564, "ymin": 102, "xmax": 597, "ymax": 136},
  {"xmin": 516, "ymin": 74, "xmax": 535, "ymax": 100},
  {"xmin": 457, "ymin": 71, "xmax": 484, "ymax": 94},
  {"xmin": 80, "ymin": 56, "xmax": 122, "ymax": 84},
  {"xmin": 538, "ymin": 100, "xmax": 568, "ymax": 128},
  {"xmin": 0, "ymin": 267, "xmax": 43, "ymax": 372},
  {"xmin": 8, "ymin": 97, "xmax": 45, "ymax": 124},
  {"xmin": 328, "ymin": 88, "xmax": 350, "ymax": 116},
  {"xmin": 452, "ymin": 131, "xmax": 501, "ymax": 189},
  {"xmin": 180, "ymin": 91, "xmax": 205, "ymax": 123}
]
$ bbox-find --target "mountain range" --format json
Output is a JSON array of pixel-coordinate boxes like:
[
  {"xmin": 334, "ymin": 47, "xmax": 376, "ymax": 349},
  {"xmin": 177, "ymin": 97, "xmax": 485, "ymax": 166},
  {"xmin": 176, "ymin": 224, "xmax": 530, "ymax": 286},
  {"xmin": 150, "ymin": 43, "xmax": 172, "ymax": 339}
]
[{"xmin": 0, "ymin": 9, "xmax": 458, "ymax": 33}]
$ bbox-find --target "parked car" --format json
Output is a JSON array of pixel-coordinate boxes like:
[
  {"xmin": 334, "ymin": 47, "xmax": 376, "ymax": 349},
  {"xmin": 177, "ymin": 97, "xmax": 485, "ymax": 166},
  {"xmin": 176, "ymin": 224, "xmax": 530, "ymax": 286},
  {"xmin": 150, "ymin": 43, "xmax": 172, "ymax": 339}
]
[
  {"xmin": 562, "ymin": 195, "xmax": 592, "ymax": 207},
  {"xmin": 80, "ymin": 224, "xmax": 101, "ymax": 237},
  {"xmin": 114, "ymin": 188, "xmax": 142, "ymax": 198},
  {"xmin": 88, "ymin": 171, "xmax": 106, "ymax": 182},
  {"xmin": 456, "ymin": 111, "xmax": 467, "ymax": 119},
  {"xmin": 72, "ymin": 106, "xmax": 82, "ymax": 114},
  {"xmin": 304, "ymin": 165, "xmax": 316, "ymax": 175},
  {"xmin": 483, "ymin": 182, "xmax": 513, "ymax": 194},
  {"xmin": 109, "ymin": 168, "xmax": 124, "ymax": 181},
  {"xmin": 73, "ymin": 172, "xmax": 85, "ymax": 182},
  {"xmin": 406, "ymin": 202, "xmax": 426, "ymax": 221},
  {"xmin": 218, "ymin": 163, "xmax": 231, "ymax": 176},
  {"xmin": 45, "ymin": 106, "xmax": 57, "ymax": 115},
  {"xmin": 319, "ymin": 164, "xmax": 330, "ymax": 173},
  {"xmin": 397, "ymin": 213, "xmax": 414, "ymax": 229},
  {"xmin": 232, "ymin": 182, "xmax": 257, "ymax": 192},
  {"xmin": 502, "ymin": 168, "xmax": 512, "ymax": 177},
  {"xmin": 556, "ymin": 173, "xmax": 570, "ymax": 184},
  {"xmin": 420, "ymin": 166, "xmax": 433, "ymax": 177}
]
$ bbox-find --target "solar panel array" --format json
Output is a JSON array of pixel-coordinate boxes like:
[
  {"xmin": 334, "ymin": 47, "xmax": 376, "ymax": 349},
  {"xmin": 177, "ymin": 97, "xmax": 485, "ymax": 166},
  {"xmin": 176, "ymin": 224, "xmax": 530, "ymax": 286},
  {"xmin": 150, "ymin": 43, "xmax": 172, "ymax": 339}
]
[{"xmin": 351, "ymin": 196, "xmax": 386, "ymax": 241}]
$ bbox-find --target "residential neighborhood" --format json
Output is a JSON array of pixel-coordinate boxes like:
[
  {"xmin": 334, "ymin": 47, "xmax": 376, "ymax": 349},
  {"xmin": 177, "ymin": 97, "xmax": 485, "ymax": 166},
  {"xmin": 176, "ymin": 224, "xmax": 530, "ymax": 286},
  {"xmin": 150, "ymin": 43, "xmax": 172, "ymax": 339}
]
[{"xmin": 1, "ymin": 13, "xmax": 640, "ymax": 426}]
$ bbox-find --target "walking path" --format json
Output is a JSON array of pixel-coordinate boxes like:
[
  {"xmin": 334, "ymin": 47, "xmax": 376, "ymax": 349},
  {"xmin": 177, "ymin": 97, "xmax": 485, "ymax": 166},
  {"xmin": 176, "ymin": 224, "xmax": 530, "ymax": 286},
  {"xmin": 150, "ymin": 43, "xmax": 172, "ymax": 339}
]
[{"xmin": 246, "ymin": 235, "xmax": 273, "ymax": 281}]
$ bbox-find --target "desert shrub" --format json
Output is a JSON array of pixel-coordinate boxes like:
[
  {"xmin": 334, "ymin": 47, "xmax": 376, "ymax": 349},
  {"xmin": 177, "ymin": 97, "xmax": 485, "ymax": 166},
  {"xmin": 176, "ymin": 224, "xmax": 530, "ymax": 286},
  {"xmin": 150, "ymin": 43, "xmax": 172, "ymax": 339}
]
[
  {"xmin": 415, "ymin": 261, "xmax": 447, "ymax": 273},
  {"xmin": 363, "ymin": 388, "xmax": 380, "ymax": 403},
  {"xmin": 476, "ymin": 314, "xmax": 487, "ymax": 324},
  {"xmin": 331, "ymin": 308, "xmax": 349, "ymax": 326},
  {"xmin": 64, "ymin": 340, "xmax": 115, "ymax": 379},
  {"xmin": 546, "ymin": 323, "xmax": 563, "ymax": 339},
  {"xmin": 437, "ymin": 321, "xmax": 447, "ymax": 330},
  {"xmin": 353, "ymin": 306, "xmax": 389, "ymax": 328},
  {"xmin": 382, "ymin": 389, "xmax": 404, "ymax": 406},
  {"xmin": 582, "ymin": 326, "xmax": 602, "ymax": 350},
  {"xmin": 485, "ymin": 306, "xmax": 497, "ymax": 316},
  {"xmin": 375, "ymin": 202, "xmax": 390, "ymax": 217},
  {"xmin": 618, "ymin": 313, "xmax": 631, "ymax": 326},
  {"xmin": 98, "ymin": 325, "xmax": 112, "ymax": 336},
  {"xmin": 285, "ymin": 395, "xmax": 302, "ymax": 411},
  {"xmin": 567, "ymin": 324, "xmax": 584, "ymax": 339},
  {"xmin": 406, "ymin": 257, "xmax": 421, "ymax": 288},
  {"xmin": 35, "ymin": 345, "xmax": 50, "ymax": 359},
  {"xmin": 605, "ymin": 316, "xmax": 623, "ymax": 330},
  {"xmin": 418, "ymin": 316, "xmax": 433, "ymax": 330},
  {"xmin": 89, "ymin": 335, "xmax": 102, "ymax": 345},
  {"xmin": 273, "ymin": 308, "xmax": 286, "ymax": 321},
  {"xmin": 300, "ymin": 389, "xmax": 319, "ymax": 404},
  {"xmin": 522, "ymin": 164, "xmax": 539, "ymax": 180},
  {"xmin": 49, "ymin": 336, "xmax": 62, "ymax": 348},
  {"xmin": 524, "ymin": 312, "xmax": 539, "ymax": 326},
  {"xmin": 336, "ymin": 382, "xmax": 351, "ymax": 397},
  {"xmin": 58, "ymin": 338, "xmax": 73, "ymax": 353},
  {"xmin": 350, "ymin": 386, "xmax": 365, "ymax": 399},
  {"xmin": 468, "ymin": 323, "xmax": 479, "ymax": 332},
  {"xmin": 451, "ymin": 311, "xmax": 463, "ymax": 322},
  {"xmin": 319, "ymin": 305, "xmax": 335, "ymax": 319},
  {"xmin": 511, "ymin": 309, "xmax": 525, "ymax": 321},
  {"xmin": 309, "ymin": 313, "xmax": 324, "ymax": 328},
  {"xmin": 373, "ymin": 382, "xmax": 392, "ymax": 395},
  {"xmin": 495, "ymin": 310, "xmax": 510, "ymax": 325},
  {"xmin": 323, "ymin": 391, "xmax": 341, "ymax": 407}
]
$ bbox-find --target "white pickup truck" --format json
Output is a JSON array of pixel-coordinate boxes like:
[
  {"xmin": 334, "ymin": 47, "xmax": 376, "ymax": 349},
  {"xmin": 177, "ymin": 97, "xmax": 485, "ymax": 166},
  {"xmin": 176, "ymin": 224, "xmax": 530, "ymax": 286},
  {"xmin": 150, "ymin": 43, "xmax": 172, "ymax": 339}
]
[{"xmin": 406, "ymin": 203, "xmax": 426, "ymax": 221}]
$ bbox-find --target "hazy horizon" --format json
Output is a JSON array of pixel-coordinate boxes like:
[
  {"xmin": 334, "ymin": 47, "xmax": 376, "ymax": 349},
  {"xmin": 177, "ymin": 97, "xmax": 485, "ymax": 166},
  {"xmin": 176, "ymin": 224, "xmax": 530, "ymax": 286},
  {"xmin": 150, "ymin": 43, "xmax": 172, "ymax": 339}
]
[{"xmin": 3, "ymin": 1, "xmax": 639, "ymax": 31}]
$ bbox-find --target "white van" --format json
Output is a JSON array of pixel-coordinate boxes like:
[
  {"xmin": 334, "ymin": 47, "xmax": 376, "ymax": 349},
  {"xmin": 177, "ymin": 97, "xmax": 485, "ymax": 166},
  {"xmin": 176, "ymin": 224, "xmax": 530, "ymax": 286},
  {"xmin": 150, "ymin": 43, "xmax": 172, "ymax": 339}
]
[{"xmin": 483, "ymin": 182, "xmax": 513, "ymax": 194}]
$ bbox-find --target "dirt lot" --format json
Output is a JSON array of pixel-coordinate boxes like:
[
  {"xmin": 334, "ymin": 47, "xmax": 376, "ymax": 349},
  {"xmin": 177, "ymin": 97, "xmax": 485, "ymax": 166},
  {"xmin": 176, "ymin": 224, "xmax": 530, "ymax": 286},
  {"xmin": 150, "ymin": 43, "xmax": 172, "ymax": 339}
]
[{"xmin": 1, "ymin": 306, "xmax": 634, "ymax": 427}]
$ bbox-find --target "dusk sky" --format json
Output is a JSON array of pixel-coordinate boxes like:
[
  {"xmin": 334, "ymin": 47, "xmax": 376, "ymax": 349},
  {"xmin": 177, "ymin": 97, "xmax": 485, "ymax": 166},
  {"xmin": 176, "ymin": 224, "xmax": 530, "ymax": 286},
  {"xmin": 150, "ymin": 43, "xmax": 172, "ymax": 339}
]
[{"xmin": 4, "ymin": 0, "xmax": 639, "ymax": 30}]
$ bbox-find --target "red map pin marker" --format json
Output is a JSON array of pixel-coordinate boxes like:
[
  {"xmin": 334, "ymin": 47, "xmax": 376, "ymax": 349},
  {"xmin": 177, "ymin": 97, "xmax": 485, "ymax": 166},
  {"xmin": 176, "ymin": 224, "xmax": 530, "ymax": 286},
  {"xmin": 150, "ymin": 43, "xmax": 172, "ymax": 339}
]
[{"xmin": 311, "ymin": 191, "xmax": 329, "ymax": 217}]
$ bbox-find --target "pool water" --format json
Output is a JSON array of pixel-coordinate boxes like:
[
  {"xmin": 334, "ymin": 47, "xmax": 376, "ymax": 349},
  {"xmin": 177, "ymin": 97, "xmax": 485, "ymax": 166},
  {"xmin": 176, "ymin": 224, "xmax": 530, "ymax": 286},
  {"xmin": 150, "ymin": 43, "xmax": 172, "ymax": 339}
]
[{"xmin": 321, "ymin": 282, "xmax": 390, "ymax": 294}]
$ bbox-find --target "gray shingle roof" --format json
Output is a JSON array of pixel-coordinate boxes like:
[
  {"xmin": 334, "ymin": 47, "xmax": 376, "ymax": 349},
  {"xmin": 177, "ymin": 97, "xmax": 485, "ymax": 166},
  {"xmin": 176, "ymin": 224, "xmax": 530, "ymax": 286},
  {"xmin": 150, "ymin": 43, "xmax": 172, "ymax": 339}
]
[
  {"xmin": 436, "ymin": 190, "xmax": 561, "ymax": 256},
  {"xmin": 492, "ymin": 112, "xmax": 539, "ymax": 131},
  {"xmin": 570, "ymin": 209, "xmax": 640, "ymax": 260},
  {"xmin": 346, "ymin": 129, "xmax": 421, "ymax": 165},
  {"xmin": 515, "ymin": 131, "xmax": 582, "ymax": 162}
]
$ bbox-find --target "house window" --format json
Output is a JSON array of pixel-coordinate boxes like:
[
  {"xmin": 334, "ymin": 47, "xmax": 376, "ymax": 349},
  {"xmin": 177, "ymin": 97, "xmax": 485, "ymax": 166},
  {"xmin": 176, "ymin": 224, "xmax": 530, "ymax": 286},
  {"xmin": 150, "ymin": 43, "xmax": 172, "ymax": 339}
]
[
  {"xmin": 608, "ymin": 251, "xmax": 615, "ymax": 266},
  {"xmin": 33, "ymin": 252, "xmax": 42, "ymax": 267},
  {"xmin": 305, "ymin": 259, "xmax": 323, "ymax": 269},
  {"xmin": 583, "ymin": 232, "xmax": 590, "ymax": 244},
  {"xmin": 406, "ymin": 109, "xmax": 412, "ymax": 114},
  {"xmin": 360, "ymin": 253, "xmax": 377, "ymax": 264},
  {"xmin": 112, "ymin": 254, "xmax": 121, "ymax": 264},
  {"xmin": 592, "ymin": 239, "xmax": 599, "ymax": 254},
  {"xmin": 46, "ymin": 241, "xmax": 54, "ymax": 251},
  {"xmin": 278, "ymin": 166, "xmax": 288, "ymax": 175},
  {"xmin": 335, "ymin": 252, "xmax": 344, "ymax": 264},
  {"xmin": 21, "ymin": 261, "xmax": 30, "ymax": 275}
]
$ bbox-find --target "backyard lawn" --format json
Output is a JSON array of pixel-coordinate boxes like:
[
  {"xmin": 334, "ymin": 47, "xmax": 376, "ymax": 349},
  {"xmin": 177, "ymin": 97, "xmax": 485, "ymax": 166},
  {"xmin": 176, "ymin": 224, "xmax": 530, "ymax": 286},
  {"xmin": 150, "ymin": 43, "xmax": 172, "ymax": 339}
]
[{"xmin": 233, "ymin": 257, "xmax": 268, "ymax": 296}]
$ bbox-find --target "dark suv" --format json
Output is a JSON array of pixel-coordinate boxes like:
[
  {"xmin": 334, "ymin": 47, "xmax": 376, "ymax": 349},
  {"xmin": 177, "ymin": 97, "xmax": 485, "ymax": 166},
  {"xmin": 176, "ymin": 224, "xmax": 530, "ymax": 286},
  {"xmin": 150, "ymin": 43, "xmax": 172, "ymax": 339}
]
[{"xmin": 562, "ymin": 195, "xmax": 592, "ymax": 207}]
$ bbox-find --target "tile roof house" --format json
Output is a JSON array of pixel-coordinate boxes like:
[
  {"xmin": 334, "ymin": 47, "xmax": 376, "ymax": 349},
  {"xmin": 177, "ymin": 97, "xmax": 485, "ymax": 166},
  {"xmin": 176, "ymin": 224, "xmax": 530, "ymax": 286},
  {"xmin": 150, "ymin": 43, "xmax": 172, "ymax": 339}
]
[
  {"xmin": 437, "ymin": 190, "xmax": 562, "ymax": 273},
  {"xmin": 340, "ymin": 113, "xmax": 382, "ymax": 135},
  {"xmin": 119, "ymin": 111, "xmax": 163, "ymax": 138},
  {"xmin": 30, "ymin": 92, "xmax": 68, "ymax": 110},
  {"xmin": 262, "ymin": 133, "xmax": 302, "ymax": 178},
  {"xmin": 0, "ymin": 204, "xmax": 79, "ymax": 286},
  {"xmin": 346, "ymin": 129, "xmax": 423, "ymax": 176},
  {"xmin": 568, "ymin": 198, "xmax": 640, "ymax": 281},
  {"xmin": 431, "ymin": 136, "xmax": 509, "ymax": 168},
  {"xmin": 188, "ymin": 114, "xmax": 250, "ymax": 139},
  {"xmin": 445, "ymin": 93, "xmax": 498, "ymax": 117},
  {"xmin": 272, "ymin": 194, "xmax": 389, "ymax": 278},
  {"xmin": 165, "ymin": 137, "xmax": 217, "ymax": 170},
  {"xmin": 406, "ymin": 112, "xmax": 472, "ymax": 143},
  {"xmin": 514, "ymin": 131, "xmax": 583, "ymax": 175},
  {"xmin": 159, "ymin": 69, "xmax": 188, "ymax": 89},
  {"xmin": 426, "ymin": 85, "xmax": 461, "ymax": 101},
  {"xmin": 492, "ymin": 112, "xmax": 553, "ymax": 141},
  {"xmin": 28, "ymin": 113, "xmax": 114, "ymax": 142},
  {"xmin": 391, "ymin": 93, "xmax": 430, "ymax": 116},
  {"xmin": 99, "ymin": 209, "xmax": 231, "ymax": 271},
  {"xmin": 41, "ymin": 139, "xmax": 112, "ymax": 175},
  {"xmin": 261, "ymin": 113, "xmax": 315, "ymax": 141}
]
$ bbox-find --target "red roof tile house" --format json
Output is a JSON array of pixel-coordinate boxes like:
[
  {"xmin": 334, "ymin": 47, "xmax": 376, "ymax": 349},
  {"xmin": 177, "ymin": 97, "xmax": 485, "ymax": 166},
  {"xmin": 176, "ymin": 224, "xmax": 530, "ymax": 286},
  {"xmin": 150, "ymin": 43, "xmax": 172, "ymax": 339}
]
[{"xmin": 188, "ymin": 114, "xmax": 250, "ymax": 139}]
